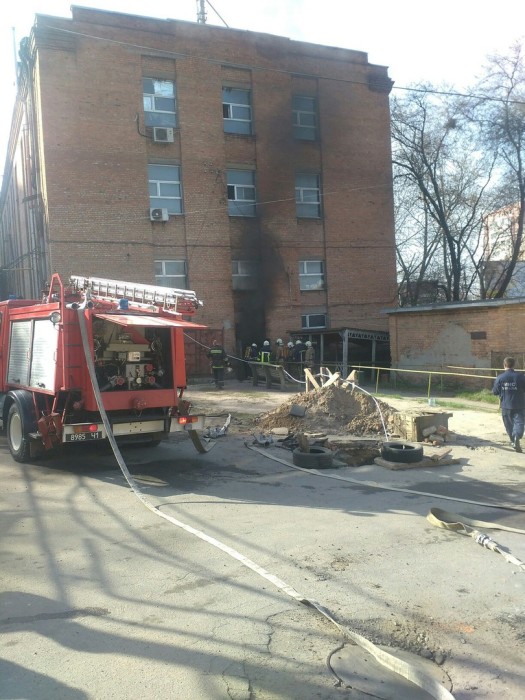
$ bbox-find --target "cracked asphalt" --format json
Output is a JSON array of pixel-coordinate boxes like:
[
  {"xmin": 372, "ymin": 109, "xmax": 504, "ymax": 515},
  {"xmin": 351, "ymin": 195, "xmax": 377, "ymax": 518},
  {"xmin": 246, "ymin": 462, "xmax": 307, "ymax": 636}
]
[{"xmin": 1, "ymin": 382, "xmax": 524, "ymax": 699}]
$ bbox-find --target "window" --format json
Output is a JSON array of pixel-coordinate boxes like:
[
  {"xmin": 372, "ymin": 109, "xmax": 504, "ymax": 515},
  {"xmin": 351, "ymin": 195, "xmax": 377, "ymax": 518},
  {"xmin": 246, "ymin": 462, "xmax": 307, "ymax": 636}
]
[
  {"xmin": 299, "ymin": 261, "xmax": 325, "ymax": 291},
  {"xmin": 148, "ymin": 164, "xmax": 183, "ymax": 214},
  {"xmin": 227, "ymin": 170, "xmax": 256, "ymax": 217},
  {"xmin": 232, "ymin": 260, "xmax": 258, "ymax": 277},
  {"xmin": 295, "ymin": 174, "xmax": 321, "ymax": 218},
  {"xmin": 155, "ymin": 260, "xmax": 187, "ymax": 289},
  {"xmin": 301, "ymin": 313, "xmax": 327, "ymax": 329},
  {"xmin": 292, "ymin": 96, "xmax": 317, "ymax": 140},
  {"xmin": 143, "ymin": 78, "xmax": 177, "ymax": 127},
  {"xmin": 223, "ymin": 88, "xmax": 252, "ymax": 134},
  {"xmin": 232, "ymin": 260, "xmax": 258, "ymax": 290}
]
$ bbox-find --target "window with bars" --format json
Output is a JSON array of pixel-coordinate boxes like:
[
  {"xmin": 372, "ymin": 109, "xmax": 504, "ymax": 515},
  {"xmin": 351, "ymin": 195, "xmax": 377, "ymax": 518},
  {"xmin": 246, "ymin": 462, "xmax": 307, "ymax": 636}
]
[
  {"xmin": 155, "ymin": 260, "xmax": 187, "ymax": 289},
  {"xmin": 299, "ymin": 261, "xmax": 325, "ymax": 291},
  {"xmin": 295, "ymin": 173, "xmax": 321, "ymax": 218},
  {"xmin": 143, "ymin": 78, "xmax": 177, "ymax": 127},
  {"xmin": 222, "ymin": 87, "xmax": 252, "ymax": 134},
  {"xmin": 227, "ymin": 170, "xmax": 256, "ymax": 217},
  {"xmin": 148, "ymin": 164, "xmax": 183, "ymax": 214},
  {"xmin": 292, "ymin": 96, "xmax": 317, "ymax": 140}
]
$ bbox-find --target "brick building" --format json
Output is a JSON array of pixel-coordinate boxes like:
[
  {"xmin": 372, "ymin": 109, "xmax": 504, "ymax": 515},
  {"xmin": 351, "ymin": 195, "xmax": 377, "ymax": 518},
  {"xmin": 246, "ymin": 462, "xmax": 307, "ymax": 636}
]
[{"xmin": 0, "ymin": 7, "xmax": 397, "ymax": 370}]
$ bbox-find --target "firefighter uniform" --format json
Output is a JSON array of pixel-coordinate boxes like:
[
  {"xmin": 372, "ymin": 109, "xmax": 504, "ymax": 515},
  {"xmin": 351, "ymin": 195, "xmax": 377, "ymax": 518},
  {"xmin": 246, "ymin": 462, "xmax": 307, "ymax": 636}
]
[
  {"xmin": 207, "ymin": 340, "xmax": 227, "ymax": 388},
  {"xmin": 304, "ymin": 342, "xmax": 315, "ymax": 369},
  {"xmin": 259, "ymin": 341, "xmax": 272, "ymax": 363}
]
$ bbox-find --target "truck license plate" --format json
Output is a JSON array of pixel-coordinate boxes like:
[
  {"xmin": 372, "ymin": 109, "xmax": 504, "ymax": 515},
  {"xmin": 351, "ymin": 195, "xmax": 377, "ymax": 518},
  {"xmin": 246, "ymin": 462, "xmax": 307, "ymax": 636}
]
[{"xmin": 65, "ymin": 431, "xmax": 103, "ymax": 442}]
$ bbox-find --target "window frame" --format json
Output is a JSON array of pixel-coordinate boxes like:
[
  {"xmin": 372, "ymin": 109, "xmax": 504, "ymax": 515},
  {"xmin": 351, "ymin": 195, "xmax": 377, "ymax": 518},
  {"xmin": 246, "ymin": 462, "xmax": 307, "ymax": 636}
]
[
  {"xmin": 292, "ymin": 95, "xmax": 317, "ymax": 141},
  {"xmin": 299, "ymin": 260, "xmax": 325, "ymax": 291},
  {"xmin": 295, "ymin": 173, "xmax": 322, "ymax": 218},
  {"xmin": 301, "ymin": 313, "xmax": 327, "ymax": 330},
  {"xmin": 222, "ymin": 87, "xmax": 253, "ymax": 135},
  {"xmin": 143, "ymin": 78, "xmax": 177, "ymax": 128},
  {"xmin": 148, "ymin": 164, "xmax": 183, "ymax": 214},
  {"xmin": 232, "ymin": 260, "xmax": 258, "ymax": 277},
  {"xmin": 155, "ymin": 260, "xmax": 187, "ymax": 289},
  {"xmin": 227, "ymin": 170, "xmax": 257, "ymax": 217}
]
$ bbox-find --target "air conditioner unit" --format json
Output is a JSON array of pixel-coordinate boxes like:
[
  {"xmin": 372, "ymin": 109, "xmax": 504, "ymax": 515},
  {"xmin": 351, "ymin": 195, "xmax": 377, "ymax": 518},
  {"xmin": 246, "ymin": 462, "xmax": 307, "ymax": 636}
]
[
  {"xmin": 152, "ymin": 127, "xmax": 175, "ymax": 143},
  {"xmin": 150, "ymin": 208, "xmax": 169, "ymax": 222}
]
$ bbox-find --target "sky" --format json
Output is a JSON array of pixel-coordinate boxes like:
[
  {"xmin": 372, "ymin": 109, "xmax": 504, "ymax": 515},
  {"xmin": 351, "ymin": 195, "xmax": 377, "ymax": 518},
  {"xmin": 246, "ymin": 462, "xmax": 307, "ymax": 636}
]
[{"xmin": 1, "ymin": 0, "xmax": 524, "ymax": 167}]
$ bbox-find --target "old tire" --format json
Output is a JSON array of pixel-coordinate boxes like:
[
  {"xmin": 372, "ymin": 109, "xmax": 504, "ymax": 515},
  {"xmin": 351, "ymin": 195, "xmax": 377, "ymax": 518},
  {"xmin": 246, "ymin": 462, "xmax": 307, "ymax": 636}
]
[
  {"xmin": 7, "ymin": 403, "xmax": 32, "ymax": 463},
  {"xmin": 381, "ymin": 441, "xmax": 424, "ymax": 464},
  {"xmin": 292, "ymin": 446, "xmax": 333, "ymax": 469}
]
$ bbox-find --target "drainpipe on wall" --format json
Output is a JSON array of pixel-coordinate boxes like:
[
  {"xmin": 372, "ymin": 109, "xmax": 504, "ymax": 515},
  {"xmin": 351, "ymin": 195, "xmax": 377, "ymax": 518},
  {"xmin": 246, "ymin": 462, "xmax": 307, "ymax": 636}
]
[
  {"xmin": 18, "ymin": 33, "xmax": 49, "ymax": 297},
  {"xmin": 341, "ymin": 328, "xmax": 349, "ymax": 378}
]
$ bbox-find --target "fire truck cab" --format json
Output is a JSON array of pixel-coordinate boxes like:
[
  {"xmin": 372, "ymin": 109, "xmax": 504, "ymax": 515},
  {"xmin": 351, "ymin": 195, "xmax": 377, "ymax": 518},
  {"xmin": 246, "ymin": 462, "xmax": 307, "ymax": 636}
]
[{"xmin": 0, "ymin": 274, "xmax": 207, "ymax": 462}]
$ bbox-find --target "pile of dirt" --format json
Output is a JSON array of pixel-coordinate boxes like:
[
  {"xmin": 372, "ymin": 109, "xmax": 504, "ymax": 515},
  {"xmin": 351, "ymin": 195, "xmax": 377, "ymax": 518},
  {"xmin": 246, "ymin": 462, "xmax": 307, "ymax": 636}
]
[{"xmin": 255, "ymin": 384, "xmax": 398, "ymax": 436}]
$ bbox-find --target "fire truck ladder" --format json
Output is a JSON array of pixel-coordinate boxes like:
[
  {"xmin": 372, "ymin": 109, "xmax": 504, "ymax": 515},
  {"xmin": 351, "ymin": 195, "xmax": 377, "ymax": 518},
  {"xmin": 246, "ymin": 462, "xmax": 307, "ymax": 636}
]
[{"xmin": 70, "ymin": 275, "xmax": 202, "ymax": 314}]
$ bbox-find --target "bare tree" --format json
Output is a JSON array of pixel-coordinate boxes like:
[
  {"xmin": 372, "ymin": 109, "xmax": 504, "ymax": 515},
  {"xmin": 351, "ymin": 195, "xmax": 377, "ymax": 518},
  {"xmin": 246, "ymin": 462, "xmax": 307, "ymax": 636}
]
[
  {"xmin": 394, "ymin": 168, "xmax": 443, "ymax": 305},
  {"xmin": 391, "ymin": 87, "xmax": 497, "ymax": 302},
  {"xmin": 474, "ymin": 42, "xmax": 525, "ymax": 298}
]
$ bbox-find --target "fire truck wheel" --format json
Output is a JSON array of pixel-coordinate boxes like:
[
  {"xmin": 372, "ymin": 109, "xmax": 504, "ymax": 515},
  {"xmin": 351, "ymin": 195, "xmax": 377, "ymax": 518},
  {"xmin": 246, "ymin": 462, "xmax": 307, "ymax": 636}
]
[{"xmin": 7, "ymin": 404, "xmax": 32, "ymax": 463}]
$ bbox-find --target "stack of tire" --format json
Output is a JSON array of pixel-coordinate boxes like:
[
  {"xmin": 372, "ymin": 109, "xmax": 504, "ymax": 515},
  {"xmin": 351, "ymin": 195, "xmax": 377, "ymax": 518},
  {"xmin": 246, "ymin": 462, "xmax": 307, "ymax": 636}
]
[{"xmin": 292, "ymin": 446, "xmax": 333, "ymax": 469}]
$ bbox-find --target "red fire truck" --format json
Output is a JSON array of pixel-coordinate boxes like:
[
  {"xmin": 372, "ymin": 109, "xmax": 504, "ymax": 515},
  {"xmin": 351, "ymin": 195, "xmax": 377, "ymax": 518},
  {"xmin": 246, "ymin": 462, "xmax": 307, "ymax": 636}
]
[{"xmin": 0, "ymin": 274, "xmax": 208, "ymax": 462}]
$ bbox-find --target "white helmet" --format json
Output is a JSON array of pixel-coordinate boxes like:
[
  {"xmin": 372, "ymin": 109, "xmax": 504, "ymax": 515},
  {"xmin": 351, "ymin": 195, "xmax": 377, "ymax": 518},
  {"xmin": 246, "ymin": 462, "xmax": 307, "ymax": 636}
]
[
  {"xmin": 263, "ymin": 340, "xmax": 270, "ymax": 346},
  {"xmin": 276, "ymin": 338, "xmax": 283, "ymax": 345},
  {"xmin": 295, "ymin": 340, "xmax": 302, "ymax": 345},
  {"xmin": 287, "ymin": 342, "xmax": 294, "ymax": 348},
  {"xmin": 305, "ymin": 341, "xmax": 312, "ymax": 347},
  {"xmin": 251, "ymin": 343, "xmax": 257, "ymax": 347}
]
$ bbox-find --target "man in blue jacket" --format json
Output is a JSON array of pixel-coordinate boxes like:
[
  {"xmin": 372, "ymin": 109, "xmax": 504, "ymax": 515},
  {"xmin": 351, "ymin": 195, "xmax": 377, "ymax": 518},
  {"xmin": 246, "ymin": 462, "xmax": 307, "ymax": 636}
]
[{"xmin": 493, "ymin": 357, "xmax": 525, "ymax": 452}]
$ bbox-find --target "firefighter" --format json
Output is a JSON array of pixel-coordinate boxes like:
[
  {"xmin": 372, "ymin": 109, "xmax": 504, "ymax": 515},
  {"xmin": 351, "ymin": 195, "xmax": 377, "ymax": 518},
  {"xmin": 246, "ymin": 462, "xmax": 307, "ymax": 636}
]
[
  {"xmin": 242, "ymin": 342, "xmax": 258, "ymax": 379},
  {"xmin": 284, "ymin": 341, "xmax": 294, "ymax": 372},
  {"xmin": 304, "ymin": 340, "xmax": 315, "ymax": 372},
  {"xmin": 207, "ymin": 339, "xmax": 227, "ymax": 389},
  {"xmin": 293, "ymin": 339, "xmax": 306, "ymax": 362},
  {"xmin": 275, "ymin": 338, "xmax": 285, "ymax": 365},
  {"xmin": 259, "ymin": 340, "xmax": 271, "ymax": 363}
]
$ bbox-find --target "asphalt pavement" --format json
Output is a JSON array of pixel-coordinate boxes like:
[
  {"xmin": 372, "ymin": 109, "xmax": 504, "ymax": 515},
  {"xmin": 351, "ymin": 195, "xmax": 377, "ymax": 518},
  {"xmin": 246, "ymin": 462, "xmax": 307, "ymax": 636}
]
[{"xmin": 1, "ymin": 386, "xmax": 525, "ymax": 699}]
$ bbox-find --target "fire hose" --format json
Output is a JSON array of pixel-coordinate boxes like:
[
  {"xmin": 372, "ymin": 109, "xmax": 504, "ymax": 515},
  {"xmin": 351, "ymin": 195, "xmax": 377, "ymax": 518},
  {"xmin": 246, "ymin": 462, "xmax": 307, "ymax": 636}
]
[
  {"xmin": 427, "ymin": 508, "xmax": 525, "ymax": 570},
  {"xmin": 76, "ymin": 307, "xmax": 455, "ymax": 700}
]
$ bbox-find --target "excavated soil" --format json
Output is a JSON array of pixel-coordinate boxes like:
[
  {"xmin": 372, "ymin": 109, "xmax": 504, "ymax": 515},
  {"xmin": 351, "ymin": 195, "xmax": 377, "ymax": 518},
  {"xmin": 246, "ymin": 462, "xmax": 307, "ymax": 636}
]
[{"xmin": 255, "ymin": 384, "xmax": 398, "ymax": 436}]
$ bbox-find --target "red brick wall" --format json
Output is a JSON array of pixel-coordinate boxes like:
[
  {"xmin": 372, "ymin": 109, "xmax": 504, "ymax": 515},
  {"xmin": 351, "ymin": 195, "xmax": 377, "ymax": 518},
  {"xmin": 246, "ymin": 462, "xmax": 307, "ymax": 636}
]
[
  {"xmin": 10, "ymin": 8, "xmax": 396, "ymax": 356},
  {"xmin": 388, "ymin": 302, "xmax": 525, "ymax": 383}
]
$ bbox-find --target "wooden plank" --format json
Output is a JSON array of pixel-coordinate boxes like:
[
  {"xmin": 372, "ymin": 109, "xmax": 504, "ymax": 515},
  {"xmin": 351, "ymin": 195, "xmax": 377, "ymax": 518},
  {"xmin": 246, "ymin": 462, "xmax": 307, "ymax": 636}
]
[
  {"xmin": 304, "ymin": 367, "xmax": 320, "ymax": 391},
  {"xmin": 322, "ymin": 371, "xmax": 341, "ymax": 389},
  {"xmin": 341, "ymin": 369, "xmax": 359, "ymax": 388}
]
